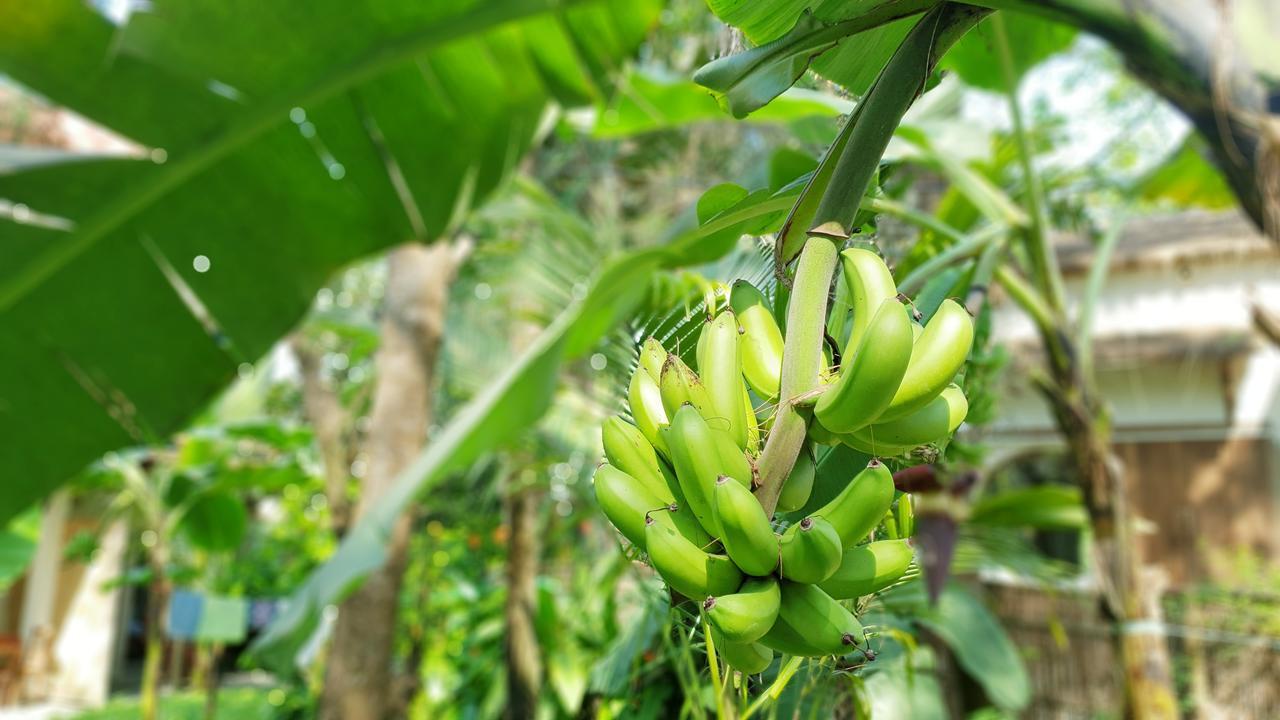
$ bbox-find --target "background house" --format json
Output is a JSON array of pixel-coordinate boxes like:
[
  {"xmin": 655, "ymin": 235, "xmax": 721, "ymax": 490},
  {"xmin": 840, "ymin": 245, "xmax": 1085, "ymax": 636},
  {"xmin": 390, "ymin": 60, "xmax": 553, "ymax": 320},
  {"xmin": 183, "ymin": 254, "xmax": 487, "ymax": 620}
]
[{"xmin": 980, "ymin": 210, "xmax": 1280, "ymax": 716}]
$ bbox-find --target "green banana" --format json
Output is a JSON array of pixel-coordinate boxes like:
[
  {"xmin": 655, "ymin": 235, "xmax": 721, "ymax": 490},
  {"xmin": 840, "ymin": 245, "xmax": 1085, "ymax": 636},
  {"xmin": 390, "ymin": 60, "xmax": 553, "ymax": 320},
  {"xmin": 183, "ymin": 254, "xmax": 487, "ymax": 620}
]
[
  {"xmin": 639, "ymin": 336, "xmax": 667, "ymax": 380},
  {"xmin": 628, "ymin": 363, "xmax": 669, "ymax": 456},
  {"xmin": 776, "ymin": 444, "xmax": 816, "ymax": 512},
  {"xmin": 697, "ymin": 311, "xmax": 751, "ymax": 449},
  {"xmin": 730, "ymin": 281, "xmax": 783, "ymax": 401},
  {"xmin": 741, "ymin": 381, "xmax": 760, "ymax": 453},
  {"xmin": 600, "ymin": 421, "xmax": 713, "ymax": 546},
  {"xmin": 838, "ymin": 432, "xmax": 914, "ymax": 458},
  {"xmin": 838, "ymin": 248, "xmax": 898, "ymax": 355},
  {"xmin": 601, "ymin": 416, "xmax": 674, "ymax": 501},
  {"xmin": 778, "ymin": 516, "xmax": 843, "ymax": 584},
  {"xmin": 645, "ymin": 513, "xmax": 743, "ymax": 600},
  {"xmin": 659, "ymin": 353, "xmax": 714, "ymax": 420},
  {"xmin": 851, "ymin": 384, "xmax": 968, "ymax": 448},
  {"xmin": 713, "ymin": 633, "xmax": 773, "ymax": 675},
  {"xmin": 777, "ymin": 582, "xmax": 865, "ymax": 654},
  {"xmin": 877, "ymin": 299, "xmax": 973, "ymax": 422},
  {"xmin": 819, "ymin": 539, "xmax": 914, "ymax": 599},
  {"xmin": 704, "ymin": 577, "xmax": 779, "ymax": 643},
  {"xmin": 807, "ymin": 419, "xmax": 840, "ymax": 446},
  {"xmin": 712, "ymin": 476, "xmax": 779, "ymax": 576},
  {"xmin": 815, "ymin": 460, "xmax": 896, "ymax": 549},
  {"xmin": 665, "ymin": 405, "xmax": 751, "ymax": 537},
  {"xmin": 911, "ymin": 321, "xmax": 924, "ymax": 343},
  {"xmin": 813, "ymin": 299, "xmax": 913, "ymax": 433},
  {"xmin": 759, "ymin": 614, "xmax": 827, "ymax": 656},
  {"xmin": 593, "ymin": 464, "xmax": 670, "ymax": 551}
]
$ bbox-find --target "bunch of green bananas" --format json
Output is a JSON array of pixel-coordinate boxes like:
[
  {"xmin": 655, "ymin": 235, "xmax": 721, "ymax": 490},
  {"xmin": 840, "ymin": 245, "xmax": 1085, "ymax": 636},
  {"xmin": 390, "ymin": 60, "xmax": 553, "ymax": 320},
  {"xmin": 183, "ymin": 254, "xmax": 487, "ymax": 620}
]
[{"xmin": 595, "ymin": 248, "xmax": 972, "ymax": 674}]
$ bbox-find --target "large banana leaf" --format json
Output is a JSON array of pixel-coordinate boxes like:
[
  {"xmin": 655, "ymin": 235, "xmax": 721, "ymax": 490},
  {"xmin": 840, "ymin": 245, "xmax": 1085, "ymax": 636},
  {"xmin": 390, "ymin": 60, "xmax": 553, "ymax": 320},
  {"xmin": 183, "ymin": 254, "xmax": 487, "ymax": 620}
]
[{"xmin": 0, "ymin": 0, "xmax": 660, "ymax": 522}]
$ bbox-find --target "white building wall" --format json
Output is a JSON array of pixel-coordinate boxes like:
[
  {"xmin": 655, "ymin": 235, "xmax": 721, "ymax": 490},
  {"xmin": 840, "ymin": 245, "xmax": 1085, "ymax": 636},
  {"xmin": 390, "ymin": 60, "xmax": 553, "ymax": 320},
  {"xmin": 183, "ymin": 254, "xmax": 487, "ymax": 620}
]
[{"xmin": 985, "ymin": 240, "xmax": 1280, "ymax": 443}]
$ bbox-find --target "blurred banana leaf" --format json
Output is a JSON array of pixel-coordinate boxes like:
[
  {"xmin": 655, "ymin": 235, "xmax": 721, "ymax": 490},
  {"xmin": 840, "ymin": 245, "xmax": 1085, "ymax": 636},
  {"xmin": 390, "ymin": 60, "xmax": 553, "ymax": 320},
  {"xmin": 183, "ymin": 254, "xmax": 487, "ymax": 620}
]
[
  {"xmin": 938, "ymin": 10, "xmax": 1076, "ymax": 90},
  {"xmin": 589, "ymin": 70, "xmax": 849, "ymax": 137},
  {"xmin": 918, "ymin": 584, "xmax": 1031, "ymax": 712},
  {"xmin": 1134, "ymin": 134, "xmax": 1237, "ymax": 210},
  {"xmin": 0, "ymin": 0, "xmax": 661, "ymax": 523},
  {"xmin": 698, "ymin": 2, "xmax": 932, "ymax": 116},
  {"xmin": 0, "ymin": 510, "xmax": 41, "ymax": 591},
  {"xmin": 970, "ymin": 485, "xmax": 1088, "ymax": 530}
]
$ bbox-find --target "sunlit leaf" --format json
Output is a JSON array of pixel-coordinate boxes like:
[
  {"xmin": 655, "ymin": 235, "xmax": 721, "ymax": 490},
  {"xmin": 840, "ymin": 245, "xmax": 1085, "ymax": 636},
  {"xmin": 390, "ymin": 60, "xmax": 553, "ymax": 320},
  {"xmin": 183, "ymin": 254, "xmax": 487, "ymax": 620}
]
[
  {"xmin": 1135, "ymin": 134, "xmax": 1237, "ymax": 209},
  {"xmin": 940, "ymin": 11, "xmax": 1076, "ymax": 90},
  {"xmin": 0, "ymin": 0, "xmax": 660, "ymax": 524}
]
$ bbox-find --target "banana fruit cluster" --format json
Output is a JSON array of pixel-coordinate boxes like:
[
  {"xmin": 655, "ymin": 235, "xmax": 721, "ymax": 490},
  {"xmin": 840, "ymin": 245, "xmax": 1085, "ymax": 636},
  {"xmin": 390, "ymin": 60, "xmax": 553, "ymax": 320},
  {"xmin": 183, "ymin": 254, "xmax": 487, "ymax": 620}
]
[{"xmin": 595, "ymin": 248, "xmax": 972, "ymax": 674}]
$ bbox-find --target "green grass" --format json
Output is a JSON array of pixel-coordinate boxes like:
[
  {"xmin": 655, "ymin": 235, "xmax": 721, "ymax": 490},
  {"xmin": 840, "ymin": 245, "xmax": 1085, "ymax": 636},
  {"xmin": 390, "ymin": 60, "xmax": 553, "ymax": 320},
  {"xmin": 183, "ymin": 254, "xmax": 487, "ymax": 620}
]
[{"xmin": 70, "ymin": 687, "xmax": 286, "ymax": 720}]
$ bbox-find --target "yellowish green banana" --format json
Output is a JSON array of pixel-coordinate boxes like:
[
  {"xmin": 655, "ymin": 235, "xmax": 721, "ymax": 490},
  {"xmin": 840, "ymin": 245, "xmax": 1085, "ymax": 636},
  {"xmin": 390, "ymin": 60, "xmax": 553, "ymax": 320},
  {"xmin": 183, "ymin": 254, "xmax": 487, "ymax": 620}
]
[
  {"xmin": 704, "ymin": 577, "xmax": 780, "ymax": 643},
  {"xmin": 778, "ymin": 516, "xmax": 843, "ymax": 584},
  {"xmin": 838, "ymin": 248, "xmax": 898, "ymax": 355},
  {"xmin": 730, "ymin": 281, "xmax": 783, "ymax": 401},
  {"xmin": 639, "ymin": 336, "xmax": 667, "ymax": 380},
  {"xmin": 741, "ymin": 381, "xmax": 760, "ymax": 452},
  {"xmin": 660, "ymin": 354, "xmax": 714, "ymax": 420},
  {"xmin": 815, "ymin": 460, "xmax": 896, "ymax": 549},
  {"xmin": 818, "ymin": 539, "xmax": 914, "ymax": 599},
  {"xmin": 593, "ymin": 464, "xmax": 670, "ymax": 551},
  {"xmin": 712, "ymin": 476, "xmax": 779, "ymax": 576},
  {"xmin": 601, "ymin": 416, "xmax": 674, "ymax": 501},
  {"xmin": 851, "ymin": 384, "xmax": 967, "ymax": 448},
  {"xmin": 697, "ymin": 311, "xmax": 751, "ymax": 449},
  {"xmin": 628, "ymin": 363, "xmax": 670, "ymax": 456},
  {"xmin": 645, "ymin": 513, "xmax": 743, "ymax": 600},
  {"xmin": 878, "ymin": 298, "xmax": 973, "ymax": 422}
]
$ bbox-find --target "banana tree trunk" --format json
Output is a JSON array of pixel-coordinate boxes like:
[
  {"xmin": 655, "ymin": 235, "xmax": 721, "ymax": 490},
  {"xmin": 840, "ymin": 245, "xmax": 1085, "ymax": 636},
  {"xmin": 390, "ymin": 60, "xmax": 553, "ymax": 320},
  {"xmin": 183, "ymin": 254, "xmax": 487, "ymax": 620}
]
[
  {"xmin": 319, "ymin": 242, "xmax": 460, "ymax": 720},
  {"xmin": 989, "ymin": 0, "xmax": 1280, "ymax": 240},
  {"xmin": 504, "ymin": 306, "xmax": 544, "ymax": 719},
  {"xmin": 1034, "ymin": 363, "xmax": 1177, "ymax": 718},
  {"xmin": 504, "ymin": 484, "xmax": 542, "ymax": 718}
]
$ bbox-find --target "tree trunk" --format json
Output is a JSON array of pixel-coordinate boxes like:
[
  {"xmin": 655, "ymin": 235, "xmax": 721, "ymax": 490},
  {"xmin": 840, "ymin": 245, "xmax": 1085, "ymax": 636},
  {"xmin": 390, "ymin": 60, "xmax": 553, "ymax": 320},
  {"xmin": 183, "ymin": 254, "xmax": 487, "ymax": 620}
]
[
  {"xmin": 1035, "ymin": 372, "xmax": 1178, "ymax": 719},
  {"xmin": 140, "ymin": 576, "xmax": 170, "ymax": 720},
  {"xmin": 504, "ymin": 307, "xmax": 544, "ymax": 719},
  {"xmin": 294, "ymin": 337, "xmax": 353, "ymax": 536},
  {"xmin": 319, "ymin": 242, "xmax": 461, "ymax": 720},
  {"xmin": 504, "ymin": 483, "xmax": 542, "ymax": 718}
]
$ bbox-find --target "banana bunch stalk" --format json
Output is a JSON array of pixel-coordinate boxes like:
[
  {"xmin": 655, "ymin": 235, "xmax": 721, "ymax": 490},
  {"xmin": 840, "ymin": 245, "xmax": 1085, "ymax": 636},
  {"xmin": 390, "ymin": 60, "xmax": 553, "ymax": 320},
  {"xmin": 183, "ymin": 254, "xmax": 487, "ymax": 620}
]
[{"xmin": 592, "ymin": 248, "xmax": 970, "ymax": 672}]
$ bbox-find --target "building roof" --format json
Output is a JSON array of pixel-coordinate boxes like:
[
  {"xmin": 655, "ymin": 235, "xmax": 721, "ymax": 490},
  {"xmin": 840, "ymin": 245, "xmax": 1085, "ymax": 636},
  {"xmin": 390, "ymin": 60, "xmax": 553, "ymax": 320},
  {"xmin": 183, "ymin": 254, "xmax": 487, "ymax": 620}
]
[{"xmin": 1054, "ymin": 210, "xmax": 1273, "ymax": 276}]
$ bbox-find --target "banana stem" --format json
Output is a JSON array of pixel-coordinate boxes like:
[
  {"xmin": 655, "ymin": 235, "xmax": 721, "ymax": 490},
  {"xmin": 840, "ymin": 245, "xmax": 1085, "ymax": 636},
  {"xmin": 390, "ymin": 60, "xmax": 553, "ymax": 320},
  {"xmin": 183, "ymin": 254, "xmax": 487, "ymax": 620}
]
[
  {"xmin": 896, "ymin": 225, "xmax": 1003, "ymax": 296},
  {"xmin": 703, "ymin": 616, "xmax": 728, "ymax": 720},
  {"xmin": 755, "ymin": 237, "xmax": 838, "ymax": 516},
  {"xmin": 740, "ymin": 656, "xmax": 805, "ymax": 720},
  {"xmin": 993, "ymin": 264, "xmax": 1055, "ymax": 338},
  {"xmin": 992, "ymin": 11, "xmax": 1067, "ymax": 313}
]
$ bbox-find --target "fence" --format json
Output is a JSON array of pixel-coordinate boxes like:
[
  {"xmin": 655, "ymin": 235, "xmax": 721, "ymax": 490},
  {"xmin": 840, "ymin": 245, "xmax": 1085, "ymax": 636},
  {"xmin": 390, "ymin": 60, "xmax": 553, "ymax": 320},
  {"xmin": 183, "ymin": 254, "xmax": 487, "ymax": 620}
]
[{"xmin": 982, "ymin": 582, "xmax": 1280, "ymax": 719}]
